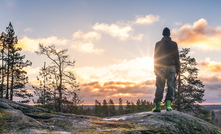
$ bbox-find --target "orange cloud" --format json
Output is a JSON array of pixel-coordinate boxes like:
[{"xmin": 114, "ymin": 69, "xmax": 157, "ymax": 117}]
[
  {"xmin": 79, "ymin": 80, "xmax": 155, "ymax": 104},
  {"xmin": 199, "ymin": 58, "xmax": 221, "ymax": 72},
  {"xmin": 17, "ymin": 36, "xmax": 68, "ymax": 52},
  {"xmin": 172, "ymin": 18, "xmax": 221, "ymax": 51},
  {"xmin": 113, "ymin": 93, "xmax": 130, "ymax": 97}
]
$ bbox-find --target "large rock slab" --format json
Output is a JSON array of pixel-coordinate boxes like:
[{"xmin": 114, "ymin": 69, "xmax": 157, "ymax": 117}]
[
  {"xmin": 0, "ymin": 98, "xmax": 221, "ymax": 134},
  {"xmin": 101, "ymin": 110, "xmax": 221, "ymax": 133}
]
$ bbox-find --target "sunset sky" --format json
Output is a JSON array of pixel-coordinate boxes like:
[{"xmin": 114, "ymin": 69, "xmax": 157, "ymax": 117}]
[{"xmin": 1, "ymin": 0, "xmax": 221, "ymax": 105}]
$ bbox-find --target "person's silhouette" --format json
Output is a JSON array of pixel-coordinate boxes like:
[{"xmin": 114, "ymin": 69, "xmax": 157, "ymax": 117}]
[{"xmin": 153, "ymin": 27, "xmax": 180, "ymax": 112}]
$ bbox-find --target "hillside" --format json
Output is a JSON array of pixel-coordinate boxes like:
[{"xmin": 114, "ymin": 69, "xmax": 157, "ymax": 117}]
[{"xmin": 0, "ymin": 98, "xmax": 221, "ymax": 134}]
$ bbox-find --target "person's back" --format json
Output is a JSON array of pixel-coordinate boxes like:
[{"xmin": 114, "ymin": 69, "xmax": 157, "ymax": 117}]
[
  {"xmin": 154, "ymin": 36, "xmax": 178, "ymax": 67},
  {"xmin": 153, "ymin": 27, "xmax": 180, "ymax": 112}
]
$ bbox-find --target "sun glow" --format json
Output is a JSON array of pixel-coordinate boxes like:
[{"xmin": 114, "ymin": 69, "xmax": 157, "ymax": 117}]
[
  {"xmin": 92, "ymin": 88, "xmax": 99, "ymax": 92},
  {"xmin": 76, "ymin": 56, "xmax": 155, "ymax": 83},
  {"xmin": 113, "ymin": 93, "xmax": 131, "ymax": 97},
  {"xmin": 120, "ymin": 85, "xmax": 126, "ymax": 88}
]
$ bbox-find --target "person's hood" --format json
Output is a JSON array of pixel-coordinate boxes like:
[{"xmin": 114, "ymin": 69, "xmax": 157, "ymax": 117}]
[{"xmin": 161, "ymin": 36, "xmax": 171, "ymax": 42}]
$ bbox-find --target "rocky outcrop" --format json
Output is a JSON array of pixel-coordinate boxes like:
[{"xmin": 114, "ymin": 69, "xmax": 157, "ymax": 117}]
[
  {"xmin": 0, "ymin": 98, "xmax": 221, "ymax": 134},
  {"xmin": 102, "ymin": 110, "xmax": 221, "ymax": 133}
]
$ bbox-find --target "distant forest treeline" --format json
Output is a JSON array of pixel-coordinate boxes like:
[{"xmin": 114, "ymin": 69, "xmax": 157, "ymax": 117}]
[
  {"xmin": 60, "ymin": 98, "xmax": 156, "ymax": 117},
  {"xmin": 91, "ymin": 98, "xmax": 155, "ymax": 117}
]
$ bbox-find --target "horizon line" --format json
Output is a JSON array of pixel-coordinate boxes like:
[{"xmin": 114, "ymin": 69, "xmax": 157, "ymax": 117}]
[{"xmin": 82, "ymin": 103, "xmax": 221, "ymax": 106}]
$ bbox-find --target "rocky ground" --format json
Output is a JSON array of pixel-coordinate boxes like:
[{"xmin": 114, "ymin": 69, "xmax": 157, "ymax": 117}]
[{"xmin": 0, "ymin": 98, "xmax": 221, "ymax": 134}]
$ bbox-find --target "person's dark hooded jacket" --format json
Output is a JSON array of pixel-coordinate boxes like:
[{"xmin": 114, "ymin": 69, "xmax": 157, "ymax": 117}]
[{"xmin": 154, "ymin": 36, "xmax": 180, "ymax": 74}]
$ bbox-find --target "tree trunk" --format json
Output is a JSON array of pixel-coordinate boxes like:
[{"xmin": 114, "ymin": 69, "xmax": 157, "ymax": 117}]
[
  {"xmin": 54, "ymin": 88, "xmax": 57, "ymax": 111},
  {"xmin": 0, "ymin": 49, "xmax": 4, "ymax": 98},
  {"xmin": 53, "ymin": 70, "xmax": 58, "ymax": 111},
  {"xmin": 177, "ymin": 73, "xmax": 181, "ymax": 111},
  {"xmin": 6, "ymin": 48, "xmax": 10, "ymax": 99},
  {"xmin": 10, "ymin": 52, "xmax": 14, "ymax": 101},
  {"xmin": 10, "ymin": 70, "xmax": 13, "ymax": 100},
  {"xmin": 43, "ymin": 62, "xmax": 46, "ymax": 107},
  {"xmin": 58, "ymin": 66, "xmax": 62, "ymax": 112}
]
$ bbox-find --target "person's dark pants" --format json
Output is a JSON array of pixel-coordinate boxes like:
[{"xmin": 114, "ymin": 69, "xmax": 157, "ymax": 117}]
[{"xmin": 154, "ymin": 66, "xmax": 176, "ymax": 103}]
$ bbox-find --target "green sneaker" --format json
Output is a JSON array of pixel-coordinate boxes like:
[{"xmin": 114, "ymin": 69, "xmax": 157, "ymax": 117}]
[
  {"xmin": 153, "ymin": 102, "xmax": 161, "ymax": 112},
  {"xmin": 166, "ymin": 100, "xmax": 172, "ymax": 111}
]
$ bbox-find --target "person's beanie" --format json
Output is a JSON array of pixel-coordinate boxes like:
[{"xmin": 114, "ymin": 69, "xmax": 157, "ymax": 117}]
[{"xmin": 162, "ymin": 27, "xmax": 170, "ymax": 36}]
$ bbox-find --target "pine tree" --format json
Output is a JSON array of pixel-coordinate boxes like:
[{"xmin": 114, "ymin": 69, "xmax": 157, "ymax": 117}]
[
  {"xmin": 141, "ymin": 99, "xmax": 147, "ymax": 111},
  {"xmin": 5, "ymin": 22, "xmax": 15, "ymax": 99},
  {"xmin": 0, "ymin": 33, "xmax": 7, "ymax": 98},
  {"xmin": 7, "ymin": 23, "xmax": 32, "ymax": 101},
  {"xmin": 173, "ymin": 48, "xmax": 208, "ymax": 120},
  {"xmin": 83, "ymin": 107, "xmax": 93, "ymax": 116},
  {"xmin": 125, "ymin": 100, "xmax": 132, "ymax": 114},
  {"xmin": 102, "ymin": 99, "xmax": 108, "ymax": 117},
  {"xmin": 117, "ymin": 98, "xmax": 124, "ymax": 115},
  {"xmin": 212, "ymin": 111, "xmax": 215, "ymax": 122},
  {"xmin": 136, "ymin": 99, "xmax": 142, "ymax": 112},
  {"xmin": 33, "ymin": 62, "xmax": 53, "ymax": 107},
  {"xmin": 60, "ymin": 92, "xmax": 83, "ymax": 114},
  {"xmin": 95, "ymin": 100, "xmax": 101, "ymax": 117},
  {"xmin": 146, "ymin": 101, "xmax": 154, "ymax": 111},
  {"xmin": 108, "ymin": 99, "xmax": 116, "ymax": 116},
  {"xmin": 10, "ymin": 51, "xmax": 32, "ymax": 102},
  {"xmin": 131, "ymin": 102, "xmax": 137, "ymax": 113},
  {"xmin": 48, "ymin": 66, "xmax": 60, "ymax": 111},
  {"xmin": 0, "ymin": 22, "xmax": 32, "ymax": 101}
]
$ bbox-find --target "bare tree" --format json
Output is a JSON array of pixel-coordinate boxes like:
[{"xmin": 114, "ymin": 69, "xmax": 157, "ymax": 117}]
[{"xmin": 35, "ymin": 44, "xmax": 80, "ymax": 112}]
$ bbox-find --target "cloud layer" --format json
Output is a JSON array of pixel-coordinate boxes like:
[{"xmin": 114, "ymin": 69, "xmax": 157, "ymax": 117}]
[
  {"xmin": 134, "ymin": 15, "xmax": 160, "ymax": 25},
  {"xmin": 17, "ymin": 14, "xmax": 159, "ymax": 54},
  {"xmin": 74, "ymin": 56, "xmax": 155, "ymax": 104},
  {"xmin": 17, "ymin": 36, "xmax": 68, "ymax": 52},
  {"xmin": 171, "ymin": 18, "xmax": 221, "ymax": 103},
  {"xmin": 72, "ymin": 30, "xmax": 104, "ymax": 54},
  {"xmin": 75, "ymin": 56, "xmax": 155, "ymax": 83},
  {"xmin": 199, "ymin": 58, "xmax": 221, "ymax": 72},
  {"xmin": 79, "ymin": 80, "xmax": 155, "ymax": 104},
  {"xmin": 92, "ymin": 14, "xmax": 159, "ymax": 41},
  {"xmin": 172, "ymin": 18, "xmax": 221, "ymax": 51},
  {"xmin": 93, "ymin": 23, "xmax": 132, "ymax": 40}
]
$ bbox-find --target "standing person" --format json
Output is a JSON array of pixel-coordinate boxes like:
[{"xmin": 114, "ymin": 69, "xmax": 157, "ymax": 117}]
[{"xmin": 153, "ymin": 27, "xmax": 180, "ymax": 112}]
